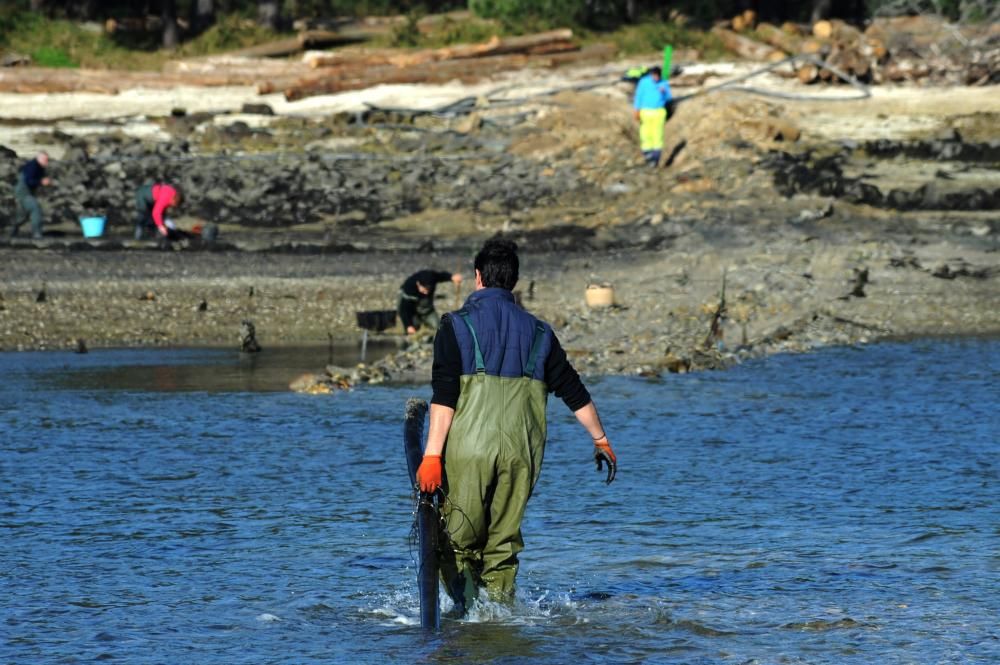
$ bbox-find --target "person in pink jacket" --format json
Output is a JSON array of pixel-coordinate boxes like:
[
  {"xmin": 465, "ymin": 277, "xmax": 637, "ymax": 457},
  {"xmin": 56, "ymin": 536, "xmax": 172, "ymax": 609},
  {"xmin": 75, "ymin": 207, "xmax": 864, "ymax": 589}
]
[{"xmin": 134, "ymin": 182, "xmax": 182, "ymax": 240}]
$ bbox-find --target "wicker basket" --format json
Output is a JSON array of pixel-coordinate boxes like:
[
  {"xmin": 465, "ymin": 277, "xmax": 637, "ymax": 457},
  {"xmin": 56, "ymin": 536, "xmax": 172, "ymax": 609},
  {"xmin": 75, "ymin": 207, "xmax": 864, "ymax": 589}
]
[{"xmin": 585, "ymin": 284, "xmax": 615, "ymax": 308}]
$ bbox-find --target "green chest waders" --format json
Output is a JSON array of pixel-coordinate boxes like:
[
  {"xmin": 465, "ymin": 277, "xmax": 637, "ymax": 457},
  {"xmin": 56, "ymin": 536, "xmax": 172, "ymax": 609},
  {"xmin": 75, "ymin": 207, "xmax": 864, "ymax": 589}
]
[{"xmin": 439, "ymin": 313, "xmax": 548, "ymax": 610}]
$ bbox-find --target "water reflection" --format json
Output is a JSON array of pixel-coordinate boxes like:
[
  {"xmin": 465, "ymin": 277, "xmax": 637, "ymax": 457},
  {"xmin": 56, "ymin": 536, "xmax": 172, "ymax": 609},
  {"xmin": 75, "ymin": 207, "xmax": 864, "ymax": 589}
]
[
  {"xmin": 1, "ymin": 338, "xmax": 997, "ymax": 664},
  {"xmin": 42, "ymin": 342, "xmax": 400, "ymax": 393}
]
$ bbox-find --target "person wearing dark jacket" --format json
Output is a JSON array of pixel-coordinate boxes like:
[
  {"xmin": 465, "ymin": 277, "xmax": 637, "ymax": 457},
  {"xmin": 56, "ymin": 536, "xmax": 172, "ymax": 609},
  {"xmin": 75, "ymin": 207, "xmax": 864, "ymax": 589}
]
[
  {"xmin": 10, "ymin": 152, "xmax": 51, "ymax": 239},
  {"xmin": 398, "ymin": 269, "xmax": 462, "ymax": 334},
  {"xmin": 415, "ymin": 238, "xmax": 617, "ymax": 614}
]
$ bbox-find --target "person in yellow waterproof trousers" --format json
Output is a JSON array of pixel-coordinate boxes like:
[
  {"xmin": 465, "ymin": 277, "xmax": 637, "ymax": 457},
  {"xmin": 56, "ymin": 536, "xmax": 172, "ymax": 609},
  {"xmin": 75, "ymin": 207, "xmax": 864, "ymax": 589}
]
[
  {"xmin": 633, "ymin": 66, "xmax": 672, "ymax": 167},
  {"xmin": 415, "ymin": 238, "xmax": 617, "ymax": 615}
]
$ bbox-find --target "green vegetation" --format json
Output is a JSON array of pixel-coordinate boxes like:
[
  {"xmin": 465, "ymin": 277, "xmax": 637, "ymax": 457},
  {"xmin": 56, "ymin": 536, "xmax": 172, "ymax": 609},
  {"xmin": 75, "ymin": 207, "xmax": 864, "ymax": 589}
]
[
  {"xmin": 1, "ymin": 12, "xmax": 103, "ymax": 68},
  {"xmin": 382, "ymin": 11, "xmax": 505, "ymax": 48},
  {"xmin": 176, "ymin": 15, "xmax": 279, "ymax": 56},
  {"xmin": 0, "ymin": 10, "xmax": 280, "ymax": 70},
  {"xmin": 29, "ymin": 45, "xmax": 79, "ymax": 67},
  {"xmin": 585, "ymin": 20, "xmax": 727, "ymax": 59}
]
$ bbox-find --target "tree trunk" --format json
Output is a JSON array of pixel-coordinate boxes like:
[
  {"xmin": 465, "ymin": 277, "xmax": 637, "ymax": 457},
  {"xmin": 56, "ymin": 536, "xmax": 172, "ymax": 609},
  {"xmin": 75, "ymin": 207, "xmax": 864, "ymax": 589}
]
[
  {"xmin": 811, "ymin": 0, "xmax": 832, "ymax": 24},
  {"xmin": 797, "ymin": 64, "xmax": 819, "ymax": 84},
  {"xmin": 625, "ymin": 0, "xmax": 638, "ymax": 23},
  {"xmin": 191, "ymin": 0, "xmax": 215, "ymax": 35},
  {"xmin": 29, "ymin": 0, "xmax": 44, "ymax": 12},
  {"xmin": 711, "ymin": 26, "xmax": 785, "ymax": 61},
  {"xmin": 257, "ymin": 0, "xmax": 280, "ymax": 31},
  {"xmin": 756, "ymin": 21, "xmax": 803, "ymax": 53},
  {"xmin": 162, "ymin": 0, "xmax": 180, "ymax": 49}
]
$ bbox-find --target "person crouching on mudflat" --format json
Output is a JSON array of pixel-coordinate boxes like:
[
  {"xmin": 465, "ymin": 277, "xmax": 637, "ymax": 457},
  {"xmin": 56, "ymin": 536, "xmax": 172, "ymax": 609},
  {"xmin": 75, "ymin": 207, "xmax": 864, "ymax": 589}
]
[
  {"xmin": 398, "ymin": 269, "xmax": 462, "ymax": 335},
  {"xmin": 415, "ymin": 238, "xmax": 617, "ymax": 614},
  {"xmin": 134, "ymin": 181, "xmax": 182, "ymax": 240}
]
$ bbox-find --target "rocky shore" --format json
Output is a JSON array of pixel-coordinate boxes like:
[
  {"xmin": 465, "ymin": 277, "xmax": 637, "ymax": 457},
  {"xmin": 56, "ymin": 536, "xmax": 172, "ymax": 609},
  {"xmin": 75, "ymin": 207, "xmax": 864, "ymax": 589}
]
[{"xmin": 1, "ymin": 64, "xmax": 997, "ymax": 385}]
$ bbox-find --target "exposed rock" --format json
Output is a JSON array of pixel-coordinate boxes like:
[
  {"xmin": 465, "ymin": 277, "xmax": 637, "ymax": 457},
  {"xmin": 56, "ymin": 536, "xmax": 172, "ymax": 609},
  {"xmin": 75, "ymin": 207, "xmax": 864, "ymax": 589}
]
[
  {"xmin": 760, "ymin": 149, "xmax": 1000, "ymax": 212},
  {"xmin": 241, "ymin": 103, "xmax": 275, "ymax": 115}
]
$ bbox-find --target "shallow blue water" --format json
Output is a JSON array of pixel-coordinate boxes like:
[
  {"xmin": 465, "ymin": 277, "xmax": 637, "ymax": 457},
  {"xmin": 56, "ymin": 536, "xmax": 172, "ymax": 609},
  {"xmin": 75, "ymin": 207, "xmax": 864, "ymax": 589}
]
[{"xmin": 1, "ymin": 339, "xmax": 998, "ymax": 664}]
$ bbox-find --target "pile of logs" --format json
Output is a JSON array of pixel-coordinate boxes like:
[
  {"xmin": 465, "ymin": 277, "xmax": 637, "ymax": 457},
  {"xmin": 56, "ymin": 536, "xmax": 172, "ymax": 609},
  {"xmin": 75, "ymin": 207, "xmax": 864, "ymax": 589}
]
[
  {"xmin": 0, "ymin": 28, "xmax": 610, "ymax": 98},
  {"xmin": 714, "ymin": 12, "xmax": 999, "ymax": 86},
  {"xmin": 272, "ymin": 29, "xmax": 613, "ymax": 102}
]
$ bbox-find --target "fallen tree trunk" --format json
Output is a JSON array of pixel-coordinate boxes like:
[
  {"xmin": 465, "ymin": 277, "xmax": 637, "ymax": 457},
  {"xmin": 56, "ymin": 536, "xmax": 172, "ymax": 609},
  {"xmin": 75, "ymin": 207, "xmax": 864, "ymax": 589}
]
[
  {"xmin": 731, "ymin": 10, "xmax": 756, "ymax": 33},
  {"xmin": 165, "ymin": 55, "xmax": 310, "ymax": 82},
  {"xmin": 796, "ymin": 63, "xmax": 819, "ymax": 84},
  {"xmin": 230, "ymin": 30, "xmax": 360, "ymax": 58},
  {"xmin": 305, "ymin": 29, "xmax": 576, "ymax": 69},
  {"xmin": 815, "ymin": 18, "xmax": 863, "ymax": 44},
  {"xmin": 277, "ymin": 42, "xmax": 611, "ymax": 101},
  {"xmin": 754, "ymin": 21, "xmax": 803, "ymax": 54},
  {"xmin": 283, "ymin": 54, "xmax": 530, "ymax": 100},
  {"xmin": 0, "ymin": 62, "xmax": 319, "ymax": 93},
  {"xmin": 0, "ymin": 78, "xmax": 120, "ymax": 94},
  {"xmin": 800, "ymin": 38, "xmax": 832, "ymax": 58},
  {"xmin": 711, "ymin": 26, "xmax": 784, "ymax": 61}
]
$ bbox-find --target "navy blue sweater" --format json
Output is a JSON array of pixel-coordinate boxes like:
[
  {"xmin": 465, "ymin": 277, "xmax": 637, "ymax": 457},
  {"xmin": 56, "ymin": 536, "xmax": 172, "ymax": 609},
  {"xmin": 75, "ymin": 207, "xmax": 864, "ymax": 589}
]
[
  {"xmin": 431, "ymin": 313, "xmax": 591, "ymax": 412},
  {"xmin": 19, "ymin": 159, "xmax": 46, "ymax": 192}
]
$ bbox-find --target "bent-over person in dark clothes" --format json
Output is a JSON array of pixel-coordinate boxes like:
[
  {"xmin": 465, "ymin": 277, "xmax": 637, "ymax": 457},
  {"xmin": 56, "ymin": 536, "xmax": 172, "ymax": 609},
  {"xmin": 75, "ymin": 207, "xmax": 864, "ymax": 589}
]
[{"xmin": 398, "ymin": 269, "xmax": 462, "ymax": 335}]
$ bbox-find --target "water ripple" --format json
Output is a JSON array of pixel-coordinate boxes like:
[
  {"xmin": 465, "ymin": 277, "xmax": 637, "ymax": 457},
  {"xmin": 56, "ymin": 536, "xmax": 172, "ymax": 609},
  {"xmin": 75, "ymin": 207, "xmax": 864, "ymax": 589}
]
[{"xmin": 1, "ymin": 341, "xmax": 998, "ymax": 664}]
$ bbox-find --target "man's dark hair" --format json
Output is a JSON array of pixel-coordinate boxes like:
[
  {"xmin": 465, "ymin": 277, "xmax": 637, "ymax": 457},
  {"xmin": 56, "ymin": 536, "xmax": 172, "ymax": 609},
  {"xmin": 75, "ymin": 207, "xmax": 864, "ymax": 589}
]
[
  {"xmin": 475, "ymin": 238, "xmax": 519, "ymax": 290},
  {"xmin": 647, "ymin": 66, "xmax": 662, "ymax": 77}
]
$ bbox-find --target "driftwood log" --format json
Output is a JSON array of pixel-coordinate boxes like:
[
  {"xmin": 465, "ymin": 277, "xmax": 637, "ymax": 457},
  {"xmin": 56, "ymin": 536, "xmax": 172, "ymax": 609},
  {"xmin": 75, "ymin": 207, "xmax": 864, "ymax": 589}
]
[
  {"xmin": 711, "ymin": 26, "xmax": 784, "ymax": 61},
  {"xmin": 754, "ymin": 22, "xmax": 804, "ymax": 55},
  {"xmin": 730, "ymin": 9, "xmax": 757, "ymax": 33},
  {"xmin": 229, "ymin": 30, "xmax": 360, "ymax": 58},
  {"xmin": 277, "ymin": 41, "xmax": 612, "ymax": 102},
  {"xmin": 303, "ymin": 29, "xmax": 575, "ymax": 69}
]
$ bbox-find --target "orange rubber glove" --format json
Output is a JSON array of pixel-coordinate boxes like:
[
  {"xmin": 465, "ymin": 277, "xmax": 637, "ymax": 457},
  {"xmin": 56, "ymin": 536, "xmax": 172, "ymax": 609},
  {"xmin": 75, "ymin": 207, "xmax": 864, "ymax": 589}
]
[
  {"xmin": 594, "ymin": 438, "xmax": 617, "ymax": 485},
  {"xmin": 416, "ymin": 454, "xmax": 442, "ymax": 493}
]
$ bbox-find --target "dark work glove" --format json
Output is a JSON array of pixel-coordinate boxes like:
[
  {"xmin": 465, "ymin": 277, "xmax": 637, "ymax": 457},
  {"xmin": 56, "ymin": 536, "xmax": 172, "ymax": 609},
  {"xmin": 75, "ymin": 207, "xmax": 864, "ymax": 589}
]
[{"xmin": 594, "ymin": 438, "xmax": 617, "ymax": 485}]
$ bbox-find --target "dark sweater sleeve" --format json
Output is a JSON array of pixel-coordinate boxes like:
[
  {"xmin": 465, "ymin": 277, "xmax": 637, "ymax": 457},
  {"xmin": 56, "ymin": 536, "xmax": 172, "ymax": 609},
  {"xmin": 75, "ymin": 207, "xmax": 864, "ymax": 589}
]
[
  {"xmin": 431, "ymin": 270, "xmax": 454, "ymax": 284},
  {"xmin": 431, "ymin": 315, "xmax": 462, "ymax": 409},
  {"xmin": 398, "ymin": 298, "xmax": 417, "ymax": 330},
  {"xmin": 545, "ymin": 332, "xmax": 591, "ymax": 412}
]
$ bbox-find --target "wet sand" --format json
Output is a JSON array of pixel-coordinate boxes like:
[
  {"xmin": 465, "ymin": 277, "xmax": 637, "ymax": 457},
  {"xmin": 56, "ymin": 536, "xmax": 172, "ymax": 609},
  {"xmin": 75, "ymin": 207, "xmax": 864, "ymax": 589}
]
[{"xmin": 2, "ymin": 227, "xmax": 996, "ymax": 379}]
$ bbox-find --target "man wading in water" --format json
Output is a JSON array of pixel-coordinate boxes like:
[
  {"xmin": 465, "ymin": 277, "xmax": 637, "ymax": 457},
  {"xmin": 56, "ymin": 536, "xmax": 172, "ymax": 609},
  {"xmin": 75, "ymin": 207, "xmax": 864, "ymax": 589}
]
[{"xmin": 415, "ymin": 238, "xmax": 617, "ymax": 613}]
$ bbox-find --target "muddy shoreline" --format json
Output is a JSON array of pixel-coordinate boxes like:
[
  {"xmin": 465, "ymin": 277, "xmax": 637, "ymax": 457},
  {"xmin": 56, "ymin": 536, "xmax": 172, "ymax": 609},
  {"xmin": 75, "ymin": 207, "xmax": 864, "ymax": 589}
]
[
  {"xmin": 2, "ymin": 226, "xmax": 997, "ymax": 383},
  {"xmin": 1, "ymin": 65, "xmax": 998, "ymax": 381}
]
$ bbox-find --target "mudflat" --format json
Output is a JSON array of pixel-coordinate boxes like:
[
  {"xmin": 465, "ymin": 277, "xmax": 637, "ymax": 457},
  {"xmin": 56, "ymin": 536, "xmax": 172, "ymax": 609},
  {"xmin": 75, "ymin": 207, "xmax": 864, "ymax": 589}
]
[{"xmin": 1, "ymin": 58, "xmax": 997, "ymax": 376}]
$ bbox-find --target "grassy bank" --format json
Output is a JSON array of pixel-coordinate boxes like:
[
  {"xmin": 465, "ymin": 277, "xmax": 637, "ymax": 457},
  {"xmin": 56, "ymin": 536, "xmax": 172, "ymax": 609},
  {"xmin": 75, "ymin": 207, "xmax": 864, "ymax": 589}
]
[{"xmin": 0, "ymin": 12, "xmax": 279, "ymax": 70}]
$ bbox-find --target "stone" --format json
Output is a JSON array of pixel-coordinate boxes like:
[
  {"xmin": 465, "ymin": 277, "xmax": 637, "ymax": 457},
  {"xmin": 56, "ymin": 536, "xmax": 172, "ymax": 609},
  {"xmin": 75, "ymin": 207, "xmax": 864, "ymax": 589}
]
[
  {"xmin": 241, "ymin": 103, "xmax": 275, "ymax": 116},
  {"xmin": 454, "ymin": 113, "xmax": 482, "ymax": 134}
]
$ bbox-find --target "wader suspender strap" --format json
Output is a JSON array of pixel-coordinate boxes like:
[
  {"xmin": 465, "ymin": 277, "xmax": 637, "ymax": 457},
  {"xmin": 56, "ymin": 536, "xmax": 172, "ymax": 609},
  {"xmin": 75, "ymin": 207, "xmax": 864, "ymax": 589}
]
[
  {"xmin": 457, "ymin": 312, "xmax": 486, "ymax": 374},
  {"xmin": 523, "ymin": 323, "xmax": 546, "ymax": 378}
]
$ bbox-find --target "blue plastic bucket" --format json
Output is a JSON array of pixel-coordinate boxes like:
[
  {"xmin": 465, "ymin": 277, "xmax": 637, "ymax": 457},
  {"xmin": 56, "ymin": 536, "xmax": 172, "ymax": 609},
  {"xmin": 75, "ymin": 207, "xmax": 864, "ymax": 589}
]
[{"xmin": 80, "ymin": 216, "xmax": 106, "ymax": 238}]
